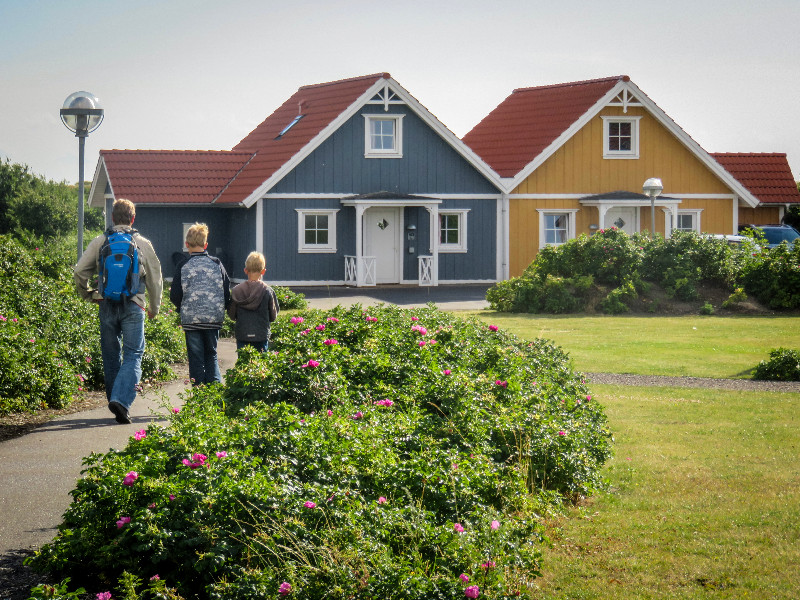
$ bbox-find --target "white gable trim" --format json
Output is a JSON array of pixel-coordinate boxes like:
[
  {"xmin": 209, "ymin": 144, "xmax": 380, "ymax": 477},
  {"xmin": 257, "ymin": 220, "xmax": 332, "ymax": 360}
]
[
  {"xmin": 624, "ymin": 80, "xmax": 759, "ymax": 208},
  {"xmin": 88, "ymin": 156, "xmax": 111, "ymax": 208},
  {"xmin": 240, "ymin": 77, "xmax": 504, "ymax": 208},
  {"xmin": 508, "ymin": 82, "xmax": 626, "ymax": 191},
  {"xmin": 507, "ymin": 80, "xmax": 760, "ymax": 208}
]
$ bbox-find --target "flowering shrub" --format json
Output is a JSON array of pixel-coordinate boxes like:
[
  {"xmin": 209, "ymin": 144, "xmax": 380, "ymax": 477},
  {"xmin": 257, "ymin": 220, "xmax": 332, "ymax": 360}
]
[
  {"xmin": 29, "ymin": 305, "xmax": 612, "ymax": 599},
  {"xmin": 0, "ymin": 235, "xmax": 185, "ymax": 415}
]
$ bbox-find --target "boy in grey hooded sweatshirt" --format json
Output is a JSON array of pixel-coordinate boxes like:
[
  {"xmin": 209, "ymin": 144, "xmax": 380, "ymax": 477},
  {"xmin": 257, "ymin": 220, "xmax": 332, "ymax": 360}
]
[{"xmin": 227, "ymin": 252, "xmax": 279, "ymax": 352}]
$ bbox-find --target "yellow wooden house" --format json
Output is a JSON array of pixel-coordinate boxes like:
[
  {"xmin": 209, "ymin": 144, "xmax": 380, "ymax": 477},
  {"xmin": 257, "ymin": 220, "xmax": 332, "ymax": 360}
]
[{"xmin": 463, "ymin": 75, "xmax": 800, "ymax": 277}]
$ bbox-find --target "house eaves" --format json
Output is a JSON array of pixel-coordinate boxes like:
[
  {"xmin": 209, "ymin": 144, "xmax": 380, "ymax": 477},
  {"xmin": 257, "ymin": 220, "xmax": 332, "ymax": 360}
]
[{"xmin": 237, "ymin": 75, "xmax": 505, "ymax": 208}]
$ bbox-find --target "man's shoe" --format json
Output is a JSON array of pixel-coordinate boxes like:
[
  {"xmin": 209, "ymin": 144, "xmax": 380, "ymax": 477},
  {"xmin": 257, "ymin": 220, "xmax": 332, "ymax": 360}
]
[{"xmin": 108, "ymin": 401, "xmax": 132, "ymax": 424}]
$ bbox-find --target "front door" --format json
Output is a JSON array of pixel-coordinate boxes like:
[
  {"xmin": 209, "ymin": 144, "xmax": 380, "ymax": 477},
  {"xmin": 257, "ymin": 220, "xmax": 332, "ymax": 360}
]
[
  {"xmin": 364, "ymin": 207, "xmax": 401, "ymax": 284},
  {"xmin": 604, "ymin": 207, "xmax": 638, "ymax": 235}
]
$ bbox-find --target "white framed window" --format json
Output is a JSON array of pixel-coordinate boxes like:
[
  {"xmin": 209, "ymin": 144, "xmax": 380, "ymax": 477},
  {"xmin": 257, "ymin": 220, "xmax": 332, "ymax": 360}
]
[
  {"xmin": 674, "ymin": 210, "xmax": 702, "ymax": 233},
  {"xmin": 602, "ymin": 116, "xmax": 641, "ymax": 159},
  {"xmin": 296, "ymin": 209, "xmax": 339, "ymax": 253},
  {"xmin": 363, "ymin": 114, "xmax": 404, "ymax": 158},
  {"xmin": 537, "ymin": 209, "xmax": 578, "ymax": 248},
  {"xmin": 438, "ymin": 210, "xmax": 469, "ymax": 252}
]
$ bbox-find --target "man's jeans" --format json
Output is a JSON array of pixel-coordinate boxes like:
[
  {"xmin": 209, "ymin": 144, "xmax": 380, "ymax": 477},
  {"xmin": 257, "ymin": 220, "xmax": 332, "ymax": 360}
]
[
  {"xmin": 99, "ymin": 300, "xmax": 145, "ymax": 410},
  {"xmin": 185, "ymin": 329, "xmax": 221, "ymax": 386}
]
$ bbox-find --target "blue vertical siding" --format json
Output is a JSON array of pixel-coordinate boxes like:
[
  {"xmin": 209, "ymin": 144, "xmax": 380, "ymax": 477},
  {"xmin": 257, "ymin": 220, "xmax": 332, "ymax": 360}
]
[
  {"xmin": 272, "ymin": 106, "xmax": 499, "ymax": 195},
  {"xmin": 437, "ymin": 199, "xmax": 496, "ymax": 281},
  {"xmin": 132, "ymin": 98, "xmax": 500, "ymax": 285},
  {"xmin": 133, "ymin": 206, "xmax": 254, "ymax": 281},
  {"xmin": 263, "ymin": 198, "xmax": 352, "ymax": 283}
]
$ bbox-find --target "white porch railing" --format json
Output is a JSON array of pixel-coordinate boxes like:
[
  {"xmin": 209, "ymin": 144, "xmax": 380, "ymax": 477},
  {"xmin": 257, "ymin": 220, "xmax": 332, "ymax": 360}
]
[
  {"xmin": 344, "ymin": 255, "xmax": 376, "ymax": 287},
  {"xmin": 418, "ymin": 255, "xmax": 434, "ymax": 286}
]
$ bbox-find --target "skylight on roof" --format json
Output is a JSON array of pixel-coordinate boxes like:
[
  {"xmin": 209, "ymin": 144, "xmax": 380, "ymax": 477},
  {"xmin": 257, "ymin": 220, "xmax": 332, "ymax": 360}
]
[{"xmin": 276, "ymin": 115, "xmax": 304, "ymax": 138}]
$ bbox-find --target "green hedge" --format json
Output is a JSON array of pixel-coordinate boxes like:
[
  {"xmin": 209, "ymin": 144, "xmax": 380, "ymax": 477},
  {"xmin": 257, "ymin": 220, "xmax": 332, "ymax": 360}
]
[{"xmin": 488, "ymin": 228, "xmax": 799, "ymax": 313}]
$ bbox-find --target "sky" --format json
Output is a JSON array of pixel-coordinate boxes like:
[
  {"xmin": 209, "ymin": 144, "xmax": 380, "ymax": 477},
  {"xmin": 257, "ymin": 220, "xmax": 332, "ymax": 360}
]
[{"xmin": 1, "ymin": 0, "xmax": 799, "ymax": 185}]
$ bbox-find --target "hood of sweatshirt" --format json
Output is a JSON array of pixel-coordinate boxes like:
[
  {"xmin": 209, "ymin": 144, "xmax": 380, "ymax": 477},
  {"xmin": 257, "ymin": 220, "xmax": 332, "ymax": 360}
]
[{"xmin": 231, "ymin": 280, "xmax": 268, "ymax": 311}]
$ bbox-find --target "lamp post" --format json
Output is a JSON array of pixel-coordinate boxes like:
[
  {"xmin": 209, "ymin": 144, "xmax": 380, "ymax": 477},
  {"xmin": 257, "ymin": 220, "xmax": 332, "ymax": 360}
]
[
  {"xmin": 60, "ymin": 91, "xmax": 104, "ymax": 260},
  {"xmin": 643, "ymin": 177, "xmax": 663, "ymax": 239}
]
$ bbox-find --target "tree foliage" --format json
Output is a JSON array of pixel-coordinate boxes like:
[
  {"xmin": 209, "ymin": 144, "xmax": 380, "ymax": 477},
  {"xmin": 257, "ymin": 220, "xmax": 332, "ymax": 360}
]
[{"xmin": 0, "ymin": 159, "xmax": 103, "ymax": 238}]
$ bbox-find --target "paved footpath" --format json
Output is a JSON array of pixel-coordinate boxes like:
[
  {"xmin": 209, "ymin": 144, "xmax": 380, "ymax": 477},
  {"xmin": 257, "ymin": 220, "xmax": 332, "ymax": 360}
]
[{"xmin": 0, "ymin": 340, "xmax": 238, "ymax": 557}]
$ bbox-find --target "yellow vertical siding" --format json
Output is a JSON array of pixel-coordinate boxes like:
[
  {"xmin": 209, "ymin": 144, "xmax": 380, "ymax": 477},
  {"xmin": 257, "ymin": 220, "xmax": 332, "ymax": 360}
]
[
  {"xmin": 514, "ymin": 107, "xmax": 733, "ymax": 195},
  {"xmin": 739, "ymin": 206, "xmax": 781, "ymax": 226},
  {"xmin": 508, "ymin": 106, "xmax": 745, "ymax": 275}
]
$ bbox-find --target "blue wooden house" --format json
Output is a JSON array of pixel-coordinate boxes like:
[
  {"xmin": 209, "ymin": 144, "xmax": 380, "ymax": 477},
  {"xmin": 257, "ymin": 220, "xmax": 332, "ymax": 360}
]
[{"xmin": 88, "ymin": 73, "xmax": 505, "ymax": 286}]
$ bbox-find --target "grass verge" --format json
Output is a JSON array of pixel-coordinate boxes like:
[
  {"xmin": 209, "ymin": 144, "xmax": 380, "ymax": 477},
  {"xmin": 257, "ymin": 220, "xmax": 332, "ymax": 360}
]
[
  {"xmin": 534, "ymin": 383, "xmax": 800, "ymax": 599},
  {"xmin": 461, "ymin": 313, "xmax": 800, "ymax": 378}
]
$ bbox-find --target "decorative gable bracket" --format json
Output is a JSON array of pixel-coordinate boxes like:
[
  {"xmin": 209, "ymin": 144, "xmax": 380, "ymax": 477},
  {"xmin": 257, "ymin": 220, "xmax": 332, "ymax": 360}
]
[
  {"xmin": 368, "ymin": 83, "xmax": 404, "ymax": 111},
  {"xmin": 606, "ymin": 88, "xmax": 642, "ymax": 113}
]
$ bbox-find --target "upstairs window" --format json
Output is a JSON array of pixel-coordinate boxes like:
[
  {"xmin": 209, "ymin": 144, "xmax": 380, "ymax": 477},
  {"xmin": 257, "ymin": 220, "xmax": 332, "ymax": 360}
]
[
  {"xmin": 364, "ymin": 114, "xmax": 404, "ymax": 158},
  {"xmin": 602, "ymin": 116, "xmax": 641, "ymax": 159}
]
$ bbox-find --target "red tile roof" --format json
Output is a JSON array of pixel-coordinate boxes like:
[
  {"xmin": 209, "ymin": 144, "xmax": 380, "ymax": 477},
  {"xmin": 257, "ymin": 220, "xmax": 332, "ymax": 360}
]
[
  {"xmin": 712, "ymin": 153, "xmax": 800, "ymax": 204},
  {"xmin": 216, "ymin": 73, "xmax": 390, "ymax": 204},
  {"xmin": 101, "ymin": 150, "xmax": 253, "ymax": 204},
  {"xmin": 463, "ymin": 76, "xmax": 626, "ymax": 178}
]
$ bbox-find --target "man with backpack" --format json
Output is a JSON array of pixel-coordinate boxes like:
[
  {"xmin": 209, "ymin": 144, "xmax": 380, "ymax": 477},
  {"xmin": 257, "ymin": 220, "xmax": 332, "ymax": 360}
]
[{"xmin": 74, "ymin": 198, "xmax": 163, "ymax": 424}]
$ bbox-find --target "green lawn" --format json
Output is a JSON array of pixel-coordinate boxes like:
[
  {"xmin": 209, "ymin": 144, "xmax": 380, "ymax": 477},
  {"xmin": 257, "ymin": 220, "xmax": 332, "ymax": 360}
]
[
  {"xmin": 462, "ymin": 313, "xmax": 800, "ymax": 379},
  {"xmin": 454, "ymin": 311, "xmax": 800, "ymax": 597},
  {"xmin": 533, "ymin": 384, "xmax": 800, "ymax": 599}
]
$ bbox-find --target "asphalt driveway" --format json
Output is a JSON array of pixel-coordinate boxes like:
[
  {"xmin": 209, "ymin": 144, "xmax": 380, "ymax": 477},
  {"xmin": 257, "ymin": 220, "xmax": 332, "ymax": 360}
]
[{"xmin": 291, "ymin": 283, "xmax": 492, "ymax": 310}]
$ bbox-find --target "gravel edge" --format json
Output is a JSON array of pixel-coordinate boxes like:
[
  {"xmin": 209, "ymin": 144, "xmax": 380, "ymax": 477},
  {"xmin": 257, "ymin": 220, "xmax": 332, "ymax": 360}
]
[{"xmin": 585, "ymin": 372, "xmax": 800, "ymax": 393}]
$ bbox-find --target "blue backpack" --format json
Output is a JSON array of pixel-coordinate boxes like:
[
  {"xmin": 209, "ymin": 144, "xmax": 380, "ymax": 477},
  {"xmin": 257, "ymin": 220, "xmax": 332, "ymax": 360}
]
[{"xmin": 98, "ymin": 228, "xmax": 142, "ymax": 302}]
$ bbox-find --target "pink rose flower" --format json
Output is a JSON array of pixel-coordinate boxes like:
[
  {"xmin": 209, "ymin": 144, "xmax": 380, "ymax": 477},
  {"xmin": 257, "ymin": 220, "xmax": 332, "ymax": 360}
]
[
  {"xmin": 465, "ymin": 585, "xmax": 480, "ymax": 598},
  {"xmin": 278, "ymin": 582, "xmax": 292, "ymax": 595},
  {"xmin": 304, "ymin": 501, "xmax": 316, "ymax": 509},
  {"xmin": 290, "ymin": 317, "xmax": 304, "ymax": 324},
  {"xmin": 133, "ymin": 429, "xmax": 146, "ymax": 441},
  {"xmin": 491, "ymin": 520, "xmax": 500, "ymax": 530},
  {"xmin": 460, "ymin": 574, "xmax": 469, "ymax": 583},
  {"xmin": 97, "ymin": 592, "xmax": 113, "ymax": 600},
  {"xmin": 453, "ymin": 523, "xmax": 465, "ymax": 533},
  {"xmin": 324, "ymin": 339, "xmax": 338, "ymax": 345},
  {"xmin": 488, "ymin": 325, "xmax": 498, "ymax": 332},
  {"xmin": 558, "ymin": 431, "xmax": 566, "ymax": 436},
  {"xmin": 122, "ymin": 471, "xmax": 138, "ymax": 486},
  {"xmin": 316, "ymin": 324, "xmax": 325, "ymax": 331},
  {"xmin": 116, "ymin": 516, "xmax": 131, "ymax": 529},
  {"xmin": 216, "ymin": 451, "xmax": 227, "ymax": 458},
  {"xmin": 378, "ymin": 496, "xmax": 387, "ymax": 504}
]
